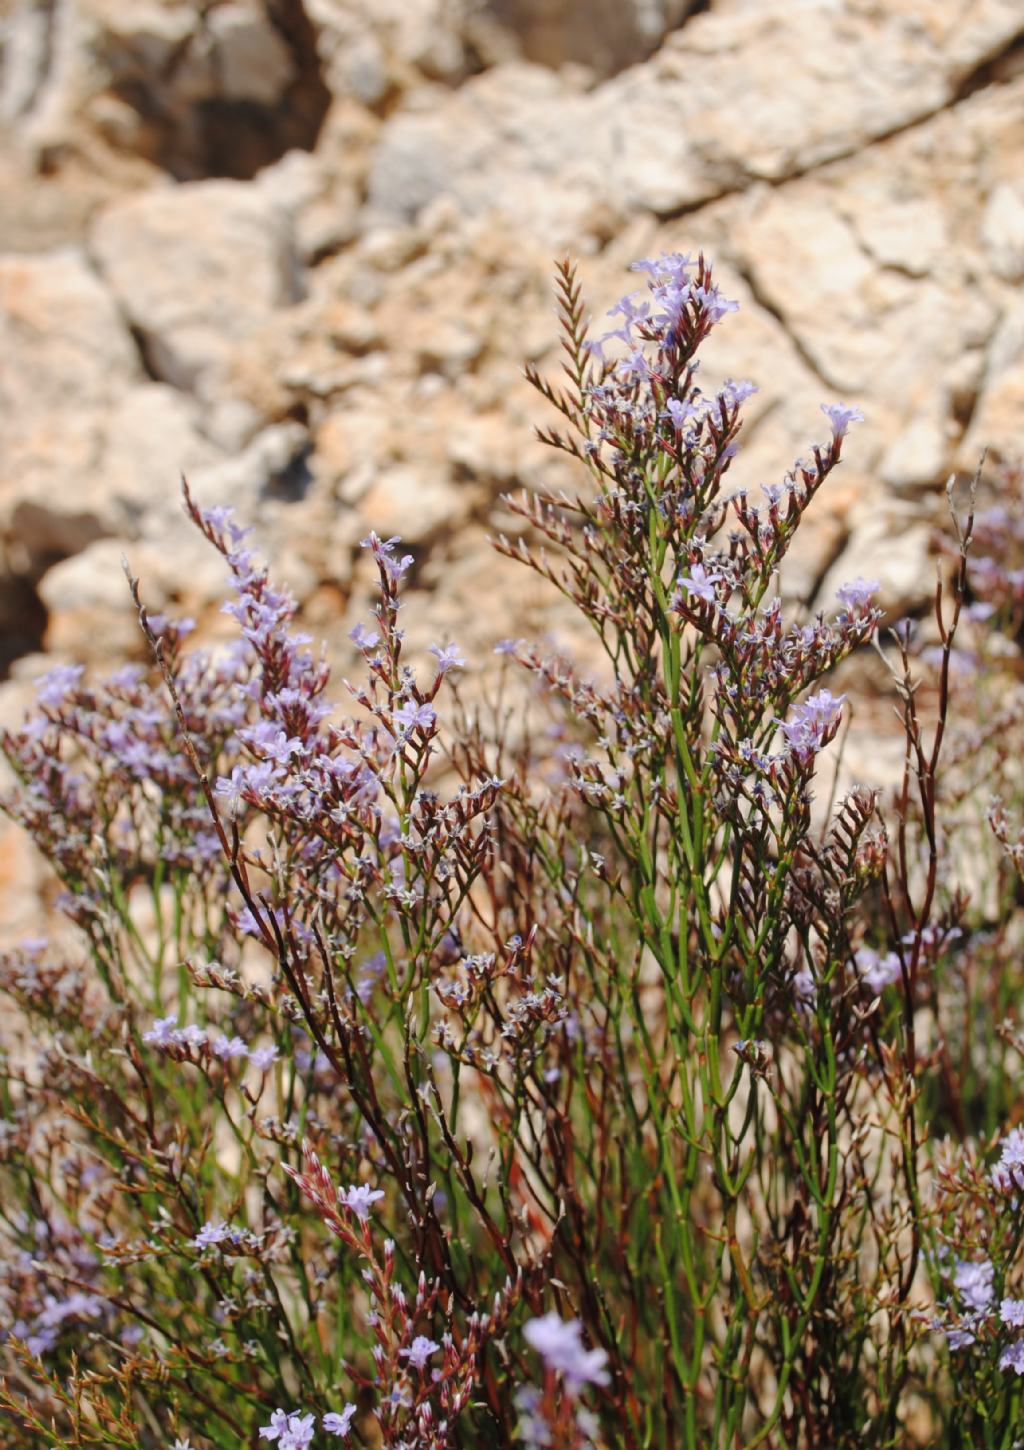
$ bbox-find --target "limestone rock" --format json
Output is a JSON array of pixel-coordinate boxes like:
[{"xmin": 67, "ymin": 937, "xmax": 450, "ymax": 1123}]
[
  {"xmin": 305, "ymin": 0, "xmax": 469, "ymax": 102},
  {"xmin": 816, "ymin": 510, "xmax": 937, "ymax": 623},
  {"xmin": 205, "ymin": 3, "xmax": 296, "ymax": 106},
  {"xmin": 475, "ymin": 0, "xmax": 697, "ymax": 77},
  {"xmin": 367, "ymin": 1, "xmax": 1024, "ymax": 236},
  {"xmin": 0, "ymin": 0, "xmax": 327, "ymax": 180},
  {"xmin": 0, "ymin": 247, "xmax": 140, "ymax": 558},
  {"xmin": 982, "ymin": 183, "xmax": 1024, "ymax": 283},
  {"xmin": 90, "ymin": 180, "xmax": 301, "ymax": 399},
  {"xmin": 38, "ymin": 537, "xmax": 157, "ymax": 660}
]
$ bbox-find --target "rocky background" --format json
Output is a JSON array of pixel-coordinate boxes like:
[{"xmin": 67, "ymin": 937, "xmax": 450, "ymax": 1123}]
[{"xmin": 1, "ymin": 0, "xmax": 1023, "ymax": 933}]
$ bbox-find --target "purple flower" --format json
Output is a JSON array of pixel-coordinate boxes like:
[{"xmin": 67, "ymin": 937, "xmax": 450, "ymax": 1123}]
[
  {"xmin": 608, "ymin": 290, "xmax": 651, "ymax": 324},
  {"xmin": 212, "ymin": 1034, "xmax": 248, "ymax": 1061},
  {"xmin": 780, "ymin": 690, "xmax": 845, "ymax": 758},
  {"xmin": 691, "ymin": 284, "xmax": 739, "ymax": 322},
  {"xmin": 241, "ymin": 723, "xmax": 304, "ymax": 765},
  {"xmin": 1001, "ymin": 1341, "xmax": 1024, "ymax": 1374},
  {"xmin": 339, "ymin": 1184, "xmax": 384, "ymax": 1220},
  {"xmin": 35, "ymin": 664, "xmax": 84, "ymax": 710},
  {"xmin": 323, "ymin": 1405, "xmax": 358, "ymax": 1437},
  {"xmin": 260, "ymin": 1410, "xmax": 315, "ymax": 1448},
  {"xmin": 992, "ymin": 1127, "xmax": 1024, "ymax": 1192},
  {"xmin": 193, "ymin": 1220, "xmax": 233, "ymax": 1250},
  {"xmin": 616, "ymin": 350, "xmax": 652, "ymax": 383},
  {"xmin": 1002, "ymin": 1299, "xmax": 1024, "ymax": 1328},
  {"xmin": 720, "ymin": 378, "xmax": 758, "ymax": 406},
  {"xmin": 523, "ymin": 1311, "xmax": 610, "ymax": 1395},
  {"xmin": 260, "ymin": 1410, "xmax": 291, "ymax": 1441},
  {"xmin": 677, "ymin": 564, "xmax": 721, "ymax": 606},
  {"xmin": 495, "ymin": 638, "xmax": 525, "ymax": 656},
  {"xmin": 249, "ymin": 1044, "xmax": 279, "ymax": 1073},
  {"xmin": 142, "ymin": 1015, "xmax": 180, "ymax": 1047},
  {"xmin": 349, "ymin": 621, "xmax": 380, "ymax": 651},
  {"xmin": 792, "ymin": 969, "xmax": 816, "ymax": 1008},
  {"xmin": 664, "ymin": 397, "xmax": 698, "ymax": 429},
  {"xmin": 280, "ymin": 1416, "xmax": 315, "ymax": 1450},
  {"xmin": 400, "ymin": 1335, "xmax": 440, "ymax": 1369},
  {"xmin": 854, "ymin": 948, "xmax": 901, "ymax": 995},
  {"xmin": 945, "ymin": 1325, "xmax": 977, "ymax": 1351},
  {"xmin": 361, "ymin": 533, "xmax": 413, "ymax": 581},
  {"xmin": 429, "ymin": 642, "xmax": 466, "ymax": 673},
  {"xmin": 630, "ymin": 251, "xmax": 694, "ymax": 280},
  {"xmin": 836, "ymin": 577, "xmax": 880, "ymax": 613},
  {"xmin": 393, "ymin": 699, "xmax": 436, "ymax": 735},
  {"xmin": 954, "ymin": 1259, "xmax": 994, "ymax": 1314},
  {"xmin": 820, "ymin": 402, "xmax": 865, "ymax": 438},
  {"xmin": 214, "ymin": 766, "xmax": 249, "ymax": 816}
]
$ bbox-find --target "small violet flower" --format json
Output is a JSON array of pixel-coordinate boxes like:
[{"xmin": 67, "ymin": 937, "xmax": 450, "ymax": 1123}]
[
  {"xmin": 523, "ymin": 1311, "xmax": 610, "ymax": 1395},
  {"xmin": 400, "ymin": 1335, "xmax": 441, "ymax": 1370},
  {"xmin": 260, "ymin": 1410, "xmax": 316, "ymax": 1448},
  {"xmin": 853, "ymin": 947, "xmax": 902, "ymax": 996},
  {"xmin": 429, "ymin": 642, "xmax": 467, "ymax": 673},
  {"xmin": 349, "ymin": 621, "xmax": 380, "ymax": 651},
  {"xmin": 1001, "ymin": 1341, "xmax": 1024, "ymax": 1375},
  {"xmin": 821, "ymin": 402, "xmax": 865, "ymax": 439},
  {"xmin": 35, "ymin": 663, "xmax": 84, "ymax": 710},
  {"xmin": 780, "ymin": 689, "xmax": 845, "ymax": 759},
  {"xmin": 676, "ymin": 564, "xmax": 720, "ymax": 606},
  {"xmin": 323, "ymin": 1405, "xmax": 358, "ymax": 1437},
  {"xmin": 192, "ymin": 1220, "xmax": 238, "ymax": 1250},
  {"xmin": 954, "ymin": 1258, "xmax": 994, "ymax": 1315},
  {"xmin": 143, "ymin": 1015, "xmax": 180, "ymax": 1047},
  {"xmin": 394, "ymin": 699, "xmax": 436, "ymax": 735},
  {"xmin": 992, "ymin": 1127, "xmax": 1024, "ymax": 1192},
  {"xmin": 616, "ymin": 349, "xmax": 653, "ymax": 383},
  {"xmin": 836, "ymin": 576, "xmax": 880, "ymax": 613},
  {"xmin": 212, "ymin": 1034, "xmax": 248, "ymax": 1061},
  {"xmin": 339, "ymin": 1184, "xmax": 385, "ymax": 1220}
]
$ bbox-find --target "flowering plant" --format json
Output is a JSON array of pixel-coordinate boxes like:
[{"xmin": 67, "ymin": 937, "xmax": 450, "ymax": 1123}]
[{"xmin": 0, "ymin": 251, "xmax": 1020, "ymax": 1447}]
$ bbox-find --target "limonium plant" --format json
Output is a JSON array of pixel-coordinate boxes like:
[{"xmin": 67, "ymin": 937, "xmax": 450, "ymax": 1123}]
[{"xmin": 1, "ymin": 251, "xmax": 1022, "ymax": 1448}]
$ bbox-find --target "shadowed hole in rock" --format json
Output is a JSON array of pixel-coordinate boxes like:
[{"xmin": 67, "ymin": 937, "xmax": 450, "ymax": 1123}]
[
  {"xmin": 0, "ymin": 578, "xmax": 47, "ymax": 680},
  {"xmin": 112, "ymin": 0, "xmax": 331, "ymax": 182},
  {"xmin": 264, "ymin": 441, "xmax": 315, "ymax": 503}
]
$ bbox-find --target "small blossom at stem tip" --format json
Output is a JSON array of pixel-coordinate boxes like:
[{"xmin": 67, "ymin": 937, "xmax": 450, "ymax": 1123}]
[
  {"xmin": 212, "ymin": 1034, "xmax": 248, "ymax": 1060},
  {"xmin": 349, "ymin": 620, "xmax": 380, "ymax": 651},
  {"xmin": 323, "ymin": 1405, "xmax": 358, "ymax": 1436},
  {"xmin": 523, "ymin": 1311, "xmax": 610, "ymax": 1394},
  {"xmin": 400, "ymin": 1334, "xmax": 441, "ymax": 1369},
  {"xmin": 954, "ymin": 1259, "xmax": 993, "ymax": 1314},
  {"xmin": 192, "ymin": 1220, "xmax": 230, "ymax": 1249},
  {"xmin": 259, "ymin": 1409, "xmax": 315, "ymax": 1447},
  {"xmin": 836, "ymin": 577, "xmax": 880, "ymax": 612},
  {"xmin": 1002, "ymin": 1341, "xmax": 1024, "ymax": 1374},
  {"xmin": 676, "ymin": 564, "xmax": 720, "ymax": 605},
  {"xmin": 394, "ymin": 699, "xmax": 436, "ymax": 735},
  {"xmin": 429, "ymin": 642, "xmax": 467, "ymax": 672},
  {"xmin": 820, "ymin": 402, "xmax": 865, "ymax": 438},
  {"xmin": 339, "ymin": 1184, "xmax": 385, "ymax": 1219}
]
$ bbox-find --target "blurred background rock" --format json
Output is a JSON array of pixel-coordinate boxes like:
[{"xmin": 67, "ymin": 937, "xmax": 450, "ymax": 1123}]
[{"xmin": 0, "ymin": 0, "xmax": 1022, "ymax": 932}]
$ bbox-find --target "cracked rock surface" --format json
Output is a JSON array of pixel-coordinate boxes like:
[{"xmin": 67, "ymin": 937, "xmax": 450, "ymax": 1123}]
[{"xmin": 0, "ymin": 0, "xmax": 1023, "ymax": 923}]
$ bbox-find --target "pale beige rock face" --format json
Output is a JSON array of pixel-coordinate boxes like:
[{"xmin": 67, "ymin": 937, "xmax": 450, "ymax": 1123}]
[
  {"xmin": 90, "ymin": 180, "xmax": 300, "ymax": 398},
  {"xmin": 0, "ymin": 248, "xmax": 141, "ymax": 560},
  {"xmin": 0, "ymin": 0, "xmax": 1021, "ymax": 693}
]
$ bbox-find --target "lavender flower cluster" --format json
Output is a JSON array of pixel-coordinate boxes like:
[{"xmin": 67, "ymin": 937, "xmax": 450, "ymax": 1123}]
[{"xmin": 1, "ymin": 248, "xmax": 1022, "ymax": 1448}]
